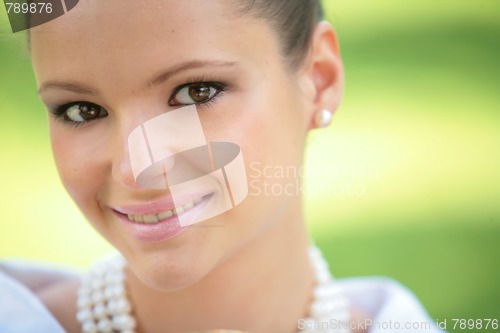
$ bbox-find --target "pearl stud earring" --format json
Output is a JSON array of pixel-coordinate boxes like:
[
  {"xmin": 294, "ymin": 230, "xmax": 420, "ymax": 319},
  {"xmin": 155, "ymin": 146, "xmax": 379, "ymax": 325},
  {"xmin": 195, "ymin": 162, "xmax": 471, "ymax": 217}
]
[{"xmin": 315, "ymin": 109, "xmax": 333, "ymax": 128}]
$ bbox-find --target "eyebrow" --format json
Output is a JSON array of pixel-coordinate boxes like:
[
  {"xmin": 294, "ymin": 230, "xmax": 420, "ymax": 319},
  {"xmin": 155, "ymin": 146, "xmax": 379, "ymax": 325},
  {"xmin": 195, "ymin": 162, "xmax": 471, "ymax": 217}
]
[
  {"xmin": 37, "ymin": 60, "xmax": 238, "ymax": 95},
  {"xmin": 37, "ymin": 82, "xmax": 98, "ymax": 95},
  {"xmin": 148, "ymin": 60, "xmax": 238, "ymax": 87}
]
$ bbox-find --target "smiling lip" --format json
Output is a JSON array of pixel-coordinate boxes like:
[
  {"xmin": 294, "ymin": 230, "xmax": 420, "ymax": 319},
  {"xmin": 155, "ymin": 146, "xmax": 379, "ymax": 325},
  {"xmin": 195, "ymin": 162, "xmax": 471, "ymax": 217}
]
[
  {"xmin": 113, "ymin": 193, "xmax": 211, "ymax": 216},
  {"xmin": 112, "ymin": 193, "xmax": 213, "ymax": 243}
]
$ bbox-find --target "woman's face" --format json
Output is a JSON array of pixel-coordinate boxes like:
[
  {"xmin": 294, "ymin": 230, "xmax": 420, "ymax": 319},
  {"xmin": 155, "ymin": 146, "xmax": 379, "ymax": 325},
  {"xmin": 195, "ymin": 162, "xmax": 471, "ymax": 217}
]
[{"xmin": 31, "ymin": 0, "xmax": 315, "ymax": 290}]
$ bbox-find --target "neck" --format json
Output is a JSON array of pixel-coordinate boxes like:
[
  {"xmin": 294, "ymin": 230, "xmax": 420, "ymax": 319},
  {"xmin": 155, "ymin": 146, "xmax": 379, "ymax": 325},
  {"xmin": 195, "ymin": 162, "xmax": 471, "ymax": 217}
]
[{"xmin": 127, "ymin": 203, "xmax": 315, "ymax": 333}]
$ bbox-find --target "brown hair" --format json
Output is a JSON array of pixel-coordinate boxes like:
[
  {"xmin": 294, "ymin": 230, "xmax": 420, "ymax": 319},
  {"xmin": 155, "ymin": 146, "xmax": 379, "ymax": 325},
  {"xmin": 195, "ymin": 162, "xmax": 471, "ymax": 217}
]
[{"xmin": 237, "ymin": 0, "xmax": 324, "ymax": 69}]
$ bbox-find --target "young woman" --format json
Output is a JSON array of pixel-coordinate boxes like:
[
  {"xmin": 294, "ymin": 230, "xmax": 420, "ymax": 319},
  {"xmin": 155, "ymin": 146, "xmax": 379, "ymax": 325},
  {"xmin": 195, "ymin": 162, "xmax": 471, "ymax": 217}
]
[{"xmin": 2, "ymin": 0, "xmax": 443, "ymax": 332}]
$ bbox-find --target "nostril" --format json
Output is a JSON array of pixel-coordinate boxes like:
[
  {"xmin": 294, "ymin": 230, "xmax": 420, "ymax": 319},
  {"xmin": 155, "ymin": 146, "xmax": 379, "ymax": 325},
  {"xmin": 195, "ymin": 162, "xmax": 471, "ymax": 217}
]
[{"xmin": 111, "ymin": 146, "xmax": 144, "ymax": 190}]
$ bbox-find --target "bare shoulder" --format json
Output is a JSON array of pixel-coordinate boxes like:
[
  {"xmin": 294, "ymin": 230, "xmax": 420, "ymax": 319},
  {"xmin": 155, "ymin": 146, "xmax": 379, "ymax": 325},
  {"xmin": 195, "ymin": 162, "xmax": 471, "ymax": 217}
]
[{"xmin": 37, "ymin": 277, "xmax": 81, "ymax": 333}]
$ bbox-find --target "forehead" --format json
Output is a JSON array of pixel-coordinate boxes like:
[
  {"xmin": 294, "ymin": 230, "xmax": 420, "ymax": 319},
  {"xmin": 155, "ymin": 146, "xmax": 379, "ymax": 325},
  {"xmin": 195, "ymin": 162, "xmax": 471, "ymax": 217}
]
[{"xmin": 30, "ymin": 0, "xmax": 276, "ymax": 90}]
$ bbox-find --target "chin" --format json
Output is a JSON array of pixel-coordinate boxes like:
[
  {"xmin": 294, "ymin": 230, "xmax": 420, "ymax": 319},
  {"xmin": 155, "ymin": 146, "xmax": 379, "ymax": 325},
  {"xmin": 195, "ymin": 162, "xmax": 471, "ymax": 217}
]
[{"xmin": 127, "ymin": 245, "xmax": 213, "ymax": 292}]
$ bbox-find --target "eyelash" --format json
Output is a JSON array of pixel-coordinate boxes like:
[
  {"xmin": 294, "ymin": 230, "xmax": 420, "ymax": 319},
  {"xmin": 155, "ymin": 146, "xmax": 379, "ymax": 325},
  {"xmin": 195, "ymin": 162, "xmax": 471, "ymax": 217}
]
[
  {"xmin": 169, "ymin": 76, "xmax": 228, "ymax": 109},
  {"xmin": 51, "ymin": 78, "xmax": 229, "ymax": 128},
  {"xmin": 51, "ymin": 102, "xmax": 105, "ymax": 128}
]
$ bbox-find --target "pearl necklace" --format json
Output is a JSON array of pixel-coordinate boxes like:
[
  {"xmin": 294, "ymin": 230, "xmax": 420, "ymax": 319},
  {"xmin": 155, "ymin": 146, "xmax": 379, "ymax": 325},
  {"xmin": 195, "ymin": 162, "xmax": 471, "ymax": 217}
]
[{"xmin": 76, "ymin": 245, "xmax": 351, "ymax": 333}]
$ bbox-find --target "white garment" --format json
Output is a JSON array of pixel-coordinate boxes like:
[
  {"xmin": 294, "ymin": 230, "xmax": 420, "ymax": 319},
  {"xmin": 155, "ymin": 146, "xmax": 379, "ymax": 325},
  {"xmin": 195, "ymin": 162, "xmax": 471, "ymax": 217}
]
[
  {"xmin": 0, "ymin": 269, "xmax": 65, "ymax": 333},
  {"xmin": 0, "ymin": 265, "xmax": 443, "ymax": 333},
  {"xmin": 338, "ymin": 277, "xmax": 444, "ymax": 332}
]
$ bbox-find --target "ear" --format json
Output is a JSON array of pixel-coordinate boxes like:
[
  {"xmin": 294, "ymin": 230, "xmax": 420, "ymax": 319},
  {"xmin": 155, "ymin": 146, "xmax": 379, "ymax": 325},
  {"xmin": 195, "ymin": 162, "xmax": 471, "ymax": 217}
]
[{"xmin": 299, "ymin": 21, "xmax": 344, "ymax": 130}]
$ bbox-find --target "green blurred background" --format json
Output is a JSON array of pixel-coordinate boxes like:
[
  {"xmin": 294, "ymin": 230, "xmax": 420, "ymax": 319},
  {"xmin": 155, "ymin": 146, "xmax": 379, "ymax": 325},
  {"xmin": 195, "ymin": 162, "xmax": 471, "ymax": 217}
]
[{"xmin": 0, "ymin": 0, "xmax": 499, "ymax": 331}]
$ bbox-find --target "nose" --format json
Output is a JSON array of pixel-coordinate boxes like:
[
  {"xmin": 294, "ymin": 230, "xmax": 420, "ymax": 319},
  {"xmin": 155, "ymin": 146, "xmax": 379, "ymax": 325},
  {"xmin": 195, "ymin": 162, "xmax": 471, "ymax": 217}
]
[
  {"xmin": 111, "ymin": 118, "xmax": 176, "ymax": 191},
  {"xmin": 110, "ymin": 124, "xmax": 146, "ymax": 190},
  {"xmin": 111, "ymin": 104, "xmax": 207, "ymax": 190}
]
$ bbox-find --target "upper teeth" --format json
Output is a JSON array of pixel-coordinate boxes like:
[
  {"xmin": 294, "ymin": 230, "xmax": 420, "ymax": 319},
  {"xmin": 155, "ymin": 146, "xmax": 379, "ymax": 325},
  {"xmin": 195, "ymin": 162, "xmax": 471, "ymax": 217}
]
[{"xmin": 127, "ymin": 197, "xmax": 204, "ymax": 224}]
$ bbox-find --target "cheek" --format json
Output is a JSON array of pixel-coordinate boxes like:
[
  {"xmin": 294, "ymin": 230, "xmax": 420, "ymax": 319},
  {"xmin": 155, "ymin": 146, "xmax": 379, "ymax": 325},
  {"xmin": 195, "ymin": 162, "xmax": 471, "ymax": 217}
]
[
  {"xmin": 202, "ymin": 84, "xmax": 305, "ymax": 166},
  {"xmin": 240, "ymin": 88, "xmax": 306, "ymax": 167},
  {"xmin": 49, "ymin": 125, "xmax": 107, "ymax": 214},
  {"xmin": 202, "ymin": 76, "xmax": 306, "ymax": 225}
]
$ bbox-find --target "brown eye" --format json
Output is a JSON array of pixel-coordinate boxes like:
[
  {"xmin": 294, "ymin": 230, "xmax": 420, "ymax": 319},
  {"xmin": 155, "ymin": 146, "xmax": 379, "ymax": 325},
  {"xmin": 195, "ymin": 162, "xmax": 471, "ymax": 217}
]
[
  {"xmin": 64, "ymin": 103, "xmax": 107, "ymax": 123},
  {"xmin": 188, "ymin": 83, "xmax": 211, "ymax": 103},
  {"xmin": 170, "ymin": 82, "xmax": 224, "ymax": 106}
]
